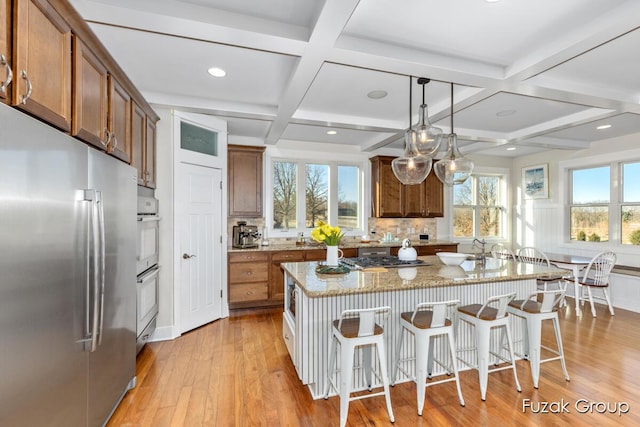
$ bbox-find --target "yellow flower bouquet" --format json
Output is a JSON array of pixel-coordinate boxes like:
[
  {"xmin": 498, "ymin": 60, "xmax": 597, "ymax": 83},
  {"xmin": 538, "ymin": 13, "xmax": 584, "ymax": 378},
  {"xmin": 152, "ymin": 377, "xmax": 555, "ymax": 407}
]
[{"xmin": 310, "ymin": 221, "xmax": 344, "ymax": 246}]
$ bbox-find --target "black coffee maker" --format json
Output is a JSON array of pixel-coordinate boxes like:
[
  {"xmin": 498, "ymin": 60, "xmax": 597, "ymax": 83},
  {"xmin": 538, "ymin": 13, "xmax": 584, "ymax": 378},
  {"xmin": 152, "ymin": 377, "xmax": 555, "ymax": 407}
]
[{"xmin": 232, "ymin": 221, "xmax": 260, "ymax": 249}]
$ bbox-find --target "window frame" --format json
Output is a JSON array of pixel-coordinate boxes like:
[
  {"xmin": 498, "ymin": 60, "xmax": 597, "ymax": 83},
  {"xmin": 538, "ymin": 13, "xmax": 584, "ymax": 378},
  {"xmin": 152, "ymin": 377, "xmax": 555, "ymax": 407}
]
[
  {"xmin": 568, "ymin": 164, "xmax": 611, "ymax": 243},
  {"xmin": 451, "ymin": 170, "xmax": 509, "ymax": 241},
  {"xmin": 268, "ymin": 155, "xmax": 366, "ymax": 237},
  {"xmin": 561, "ymin": 152, "xmax": 640, "ymax": 250}
]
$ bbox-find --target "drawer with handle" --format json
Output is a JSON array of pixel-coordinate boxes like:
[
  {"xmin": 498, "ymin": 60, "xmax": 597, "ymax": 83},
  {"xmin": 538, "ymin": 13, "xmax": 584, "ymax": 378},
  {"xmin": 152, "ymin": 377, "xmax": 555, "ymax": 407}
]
[
  {"xmin": 229, "ymin": 262, "xmax": 269, "ymax": 283},
  {"xmin": 229, "ymin": 282, "xmax": 268, "ymax": 303}
]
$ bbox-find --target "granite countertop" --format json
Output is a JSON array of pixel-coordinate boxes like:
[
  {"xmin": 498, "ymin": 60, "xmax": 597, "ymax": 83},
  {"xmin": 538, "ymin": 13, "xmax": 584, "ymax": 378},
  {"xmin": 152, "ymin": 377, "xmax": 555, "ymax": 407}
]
[
  {"xmin": 227, "ymin": 239, "xmax": 458, "ymax": 253},
  {"xmin": 281, "ymin": 256, "xmax": 567, "ymax": 298}
]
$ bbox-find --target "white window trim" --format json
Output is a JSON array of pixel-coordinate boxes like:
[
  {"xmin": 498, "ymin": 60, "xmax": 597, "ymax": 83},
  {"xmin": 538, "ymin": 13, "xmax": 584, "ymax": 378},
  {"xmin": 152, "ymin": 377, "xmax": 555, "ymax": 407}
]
[
  {"xmin": 559, "ymin": 147, "xmax": 640, "ymax": 253},
  {"xmin": 449, "ymin": 166, "xmax": 510, "ymax": 244},
  {"xmin": 264, "ymin": 146, "xmax": 369, "ymax": 238}
]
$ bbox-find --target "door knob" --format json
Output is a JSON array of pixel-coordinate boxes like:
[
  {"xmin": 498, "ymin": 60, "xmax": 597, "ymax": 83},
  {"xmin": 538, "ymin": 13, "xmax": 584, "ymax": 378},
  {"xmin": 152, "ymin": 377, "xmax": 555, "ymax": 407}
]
[{"xmin": 183, "ymin": 253, "xmax": 197, "ymax": 259}]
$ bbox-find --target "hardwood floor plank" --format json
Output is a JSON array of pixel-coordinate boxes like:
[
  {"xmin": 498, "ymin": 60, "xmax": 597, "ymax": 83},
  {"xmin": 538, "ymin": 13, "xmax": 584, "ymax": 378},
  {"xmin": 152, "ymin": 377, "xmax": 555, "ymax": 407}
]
[{"xmin": 108, "ymin": 304, "xmax": 640, "ymax": 426}]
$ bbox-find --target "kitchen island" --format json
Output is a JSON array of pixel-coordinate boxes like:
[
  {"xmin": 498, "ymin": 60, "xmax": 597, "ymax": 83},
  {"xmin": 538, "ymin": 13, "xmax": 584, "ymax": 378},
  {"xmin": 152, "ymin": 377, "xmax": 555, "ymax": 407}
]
[{"xmin": 281, "ymin": 256, "xmax": 566, "ymax": 399}]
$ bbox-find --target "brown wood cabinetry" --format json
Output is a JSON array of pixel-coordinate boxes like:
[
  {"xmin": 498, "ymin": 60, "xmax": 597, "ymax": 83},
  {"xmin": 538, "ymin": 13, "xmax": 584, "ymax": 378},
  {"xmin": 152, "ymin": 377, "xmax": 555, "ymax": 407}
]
[
  {"xmin": 370, "ymin": 156, "xmax": 444, "ymax": 218},
  {"xmin": 270, "ymin": 251, "xmax": 305, "ymax": 302},
  {"xmin": 72, "ymin": 37, "xmax": 108, "ymax": 150},
  {"xmin": 229, "ymin": 246, "xmax": 359, "ymax": 309},
  {"xmin": 228, "ymin": 251, "xmax": 270, "ymax": 308},
  {"xmin": 228, "ymin": 145, "xmax": 264, "ymax": 217},
  {"xmin": 107, "ymin": 75, "xmax": 131, "ymax": 163},
  {"xmin": 389, "ymin": 243, "xmax": 458, "ymax": 256},
  {"xmin": 144, "ymin": 118, "xmax": 157, "ymax": 188},
  {"xmin": 0, "ymin": 0, "xmax": 11, "ymax": 105},
  {"xmin": 131, "ymin": 101, "xmax": 157, "ymax": 188},
  {"xmin": 14, "ymin": 0, "xmax": 72, "ymax": 131}
]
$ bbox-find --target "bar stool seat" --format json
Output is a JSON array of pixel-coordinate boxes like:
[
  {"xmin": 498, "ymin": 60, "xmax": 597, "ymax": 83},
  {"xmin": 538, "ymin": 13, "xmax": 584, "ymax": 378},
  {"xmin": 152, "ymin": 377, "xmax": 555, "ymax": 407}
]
[
  {"xmin": 324, "ymin": 307, "xmax": 394, "ymax": 427},
  {"xmin": 392, "ymin": 300, "xmax": 464, "ymax": 416},
  {"xmin": 457, "ymin": 292, "xmax": 521, "ymax": 401},
  {"xmin": 507, "ymin": 290, "xmax": 570, "ymax": 388}
]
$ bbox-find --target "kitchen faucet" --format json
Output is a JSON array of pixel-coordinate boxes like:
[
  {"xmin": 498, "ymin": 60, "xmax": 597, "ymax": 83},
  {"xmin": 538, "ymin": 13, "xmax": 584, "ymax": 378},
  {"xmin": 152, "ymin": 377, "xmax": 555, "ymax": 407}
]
[{"xmin": 472, "ymin": 238, "xmax": 487, "ymax": 261}]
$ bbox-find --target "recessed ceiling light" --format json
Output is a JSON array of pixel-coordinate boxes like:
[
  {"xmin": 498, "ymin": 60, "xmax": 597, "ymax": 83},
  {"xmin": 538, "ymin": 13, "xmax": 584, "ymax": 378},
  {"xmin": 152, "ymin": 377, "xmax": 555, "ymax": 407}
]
[
  {"xmin": 506, "ymin": 147, "xmax": 516, "ymax": 151},
  {"xmin": 596, "ymin": 124, "xmax": 612, "ymax": 130},
  {"xmin": 207, "ymin": 67, "xmax": 226, "ymax": 78},
  {"xmin": 327, "ymin": 130, "xmax": 337, "ymax": 135},
  {"xmin": 485, "ymin": 0, "xmax": 500, "ymax": 3},
  {"xmin": 367, "ymin": 90, "xmax": 388, "ymax": 100},
  {"xmin": 496, "ymin": 109, "xmax": 516, "ymax": 117}
]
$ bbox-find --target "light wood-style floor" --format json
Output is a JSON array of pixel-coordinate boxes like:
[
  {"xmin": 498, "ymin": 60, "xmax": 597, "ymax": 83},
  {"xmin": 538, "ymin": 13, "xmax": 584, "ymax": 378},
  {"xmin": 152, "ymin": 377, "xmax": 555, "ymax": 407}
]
[{"xmin": 108, "ymin": 300, "xmax": 640, "ymax": 426}]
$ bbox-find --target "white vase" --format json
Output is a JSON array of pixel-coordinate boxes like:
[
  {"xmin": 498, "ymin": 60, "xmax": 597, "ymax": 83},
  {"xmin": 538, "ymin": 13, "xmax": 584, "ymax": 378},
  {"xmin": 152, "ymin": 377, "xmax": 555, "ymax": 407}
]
[{"xmin": 325, "ymin": 245, "xmax": 343, "ymax": 267}]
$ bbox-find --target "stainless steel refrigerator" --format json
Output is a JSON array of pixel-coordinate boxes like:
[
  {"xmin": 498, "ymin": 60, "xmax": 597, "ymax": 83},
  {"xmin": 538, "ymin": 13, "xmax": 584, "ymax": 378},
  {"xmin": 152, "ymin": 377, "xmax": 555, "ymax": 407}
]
[{"xmin": 0, "ymin": 103, "xmax": 137, "ymax": 426}]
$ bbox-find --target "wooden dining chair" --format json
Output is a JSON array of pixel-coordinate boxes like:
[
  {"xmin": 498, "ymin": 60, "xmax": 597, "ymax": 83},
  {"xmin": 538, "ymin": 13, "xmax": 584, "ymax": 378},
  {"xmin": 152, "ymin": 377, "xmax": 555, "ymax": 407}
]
[
  {"xmin": 517, "ymin": 247, "xmax": 566, "ymax": 303},
  {"xmin": 490, "ymin": 244, "xmax": 515, "ymax": 261},
  {"xmin": 570, "ymin": 251, "xmax": 616, "ymax": 317}
]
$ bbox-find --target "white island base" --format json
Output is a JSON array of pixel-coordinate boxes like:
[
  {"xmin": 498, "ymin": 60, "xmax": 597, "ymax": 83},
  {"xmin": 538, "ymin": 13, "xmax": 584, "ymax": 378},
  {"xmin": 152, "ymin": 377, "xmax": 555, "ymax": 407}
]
[{"xmin": 282, "ymin": 259, "xmax": 545, "ymax": 399}]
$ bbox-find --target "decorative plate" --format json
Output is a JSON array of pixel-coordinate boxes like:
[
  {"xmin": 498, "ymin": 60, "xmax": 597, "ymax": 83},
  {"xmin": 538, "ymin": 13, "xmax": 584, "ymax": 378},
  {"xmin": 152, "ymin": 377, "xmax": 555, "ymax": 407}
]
[{"xmin": 315, "ymin": 264, "xmax": 350, "ymax": 275}]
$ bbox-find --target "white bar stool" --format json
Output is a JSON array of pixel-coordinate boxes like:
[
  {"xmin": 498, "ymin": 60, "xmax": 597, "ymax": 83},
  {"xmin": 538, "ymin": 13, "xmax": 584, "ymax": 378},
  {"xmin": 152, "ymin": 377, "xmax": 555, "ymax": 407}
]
[
  {"xmin": 324, "ymin": 306, "xmax": 394, "ymax": 427},
  {"xmin": 457, "ymin": 292, "xmax": 521, "ymax": 401},
  {"xmin": 392, "ymin": 300, "xmax": 464, "ymax": 415},
  {"xmin": 507, "ymin": 290, "xmax": 570, "ymax": 388}
]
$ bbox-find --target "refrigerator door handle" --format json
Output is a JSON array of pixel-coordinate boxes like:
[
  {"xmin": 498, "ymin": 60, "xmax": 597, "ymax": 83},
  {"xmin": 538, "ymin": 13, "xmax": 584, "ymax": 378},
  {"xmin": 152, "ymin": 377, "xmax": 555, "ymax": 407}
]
[
  {"xmin": 88, "ymin": 189, "xmax": 101, "ymax": 352},
  {"xmin": 96, "ymin": 190, "xmax": 106, "ymax": 347}
]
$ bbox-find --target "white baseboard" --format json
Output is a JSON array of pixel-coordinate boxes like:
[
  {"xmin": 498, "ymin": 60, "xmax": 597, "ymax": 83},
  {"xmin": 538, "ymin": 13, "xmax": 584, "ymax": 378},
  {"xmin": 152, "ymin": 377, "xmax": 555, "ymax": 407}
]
[{"xmin": 150, "ymin": 325, "xmax": 181, "ymax": 342}]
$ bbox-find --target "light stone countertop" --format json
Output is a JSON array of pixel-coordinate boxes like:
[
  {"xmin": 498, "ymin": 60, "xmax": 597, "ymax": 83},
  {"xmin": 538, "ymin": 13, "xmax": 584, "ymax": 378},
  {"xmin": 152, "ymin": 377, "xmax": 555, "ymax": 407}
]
[
  {"xmin": 227, "ymin": 239, "xmax": 458, "ymax": 253},
  {"xmin": 282, "ymin": 256, "xmax": 567, "ymax": 298}
]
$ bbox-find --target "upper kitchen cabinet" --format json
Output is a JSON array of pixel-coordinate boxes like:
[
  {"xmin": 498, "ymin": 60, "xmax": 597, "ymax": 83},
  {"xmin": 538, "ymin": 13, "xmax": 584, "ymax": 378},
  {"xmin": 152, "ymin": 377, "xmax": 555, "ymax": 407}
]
[
  {"xmin": 107, "ymin": 75, "xmax": 131, "ymax": 163},
  {"xmin": 0, "ymin": 0, "xmax": 11, "ymax": 104},
  {"xmin": 73, "ymin": 37, "xmax": 132, "ymax": 163},
  {"xmin": 13, "ymin": 0, "xmax": 72, "ymax": 131},
  {"xmin": 72, "ymin": 36, "xmax": 108, "ymax": 150},
  {"xmin": 131, "ymin": 100, "xmax": 157, "ymax": 188},
  {"xmin": 370, "ymin": 155, "xmax": 404, "ymax": 217},
  {"xmin": 228, "ymin": 144, "xmax": 264, "ymax": 217},
  {"xmin": 370, "ymin": 156, "xmax": 444, "ymax": 218},
  {"xmin": 144, "ymin": 118, "xmax": 156, "ymax": 188}
]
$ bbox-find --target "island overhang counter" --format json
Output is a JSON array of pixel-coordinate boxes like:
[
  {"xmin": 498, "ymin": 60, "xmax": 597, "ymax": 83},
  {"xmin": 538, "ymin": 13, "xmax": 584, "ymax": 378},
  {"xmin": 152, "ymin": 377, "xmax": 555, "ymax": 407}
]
[{"xmin": 281, "ymin": 256, "xmax": 567, "ymax": 399}]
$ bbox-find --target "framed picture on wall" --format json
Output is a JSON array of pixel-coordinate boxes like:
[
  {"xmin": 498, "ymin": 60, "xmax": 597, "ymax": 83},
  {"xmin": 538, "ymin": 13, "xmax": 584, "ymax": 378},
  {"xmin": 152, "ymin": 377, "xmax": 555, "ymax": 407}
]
[{"xmin": 523, "ymin": 163, "xmax": 549, "ymax": 199}]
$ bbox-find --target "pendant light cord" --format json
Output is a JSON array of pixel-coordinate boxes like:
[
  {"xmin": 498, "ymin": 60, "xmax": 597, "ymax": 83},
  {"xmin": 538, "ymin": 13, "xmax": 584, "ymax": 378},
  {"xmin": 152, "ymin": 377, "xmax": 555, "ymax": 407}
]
[
  {"xmin": 450, "ymin": 82, "xmax": 454, "ymax": 132},
  {"xmin": 408, "ymin": 76, "xmax": 413, "ymax": 128}
]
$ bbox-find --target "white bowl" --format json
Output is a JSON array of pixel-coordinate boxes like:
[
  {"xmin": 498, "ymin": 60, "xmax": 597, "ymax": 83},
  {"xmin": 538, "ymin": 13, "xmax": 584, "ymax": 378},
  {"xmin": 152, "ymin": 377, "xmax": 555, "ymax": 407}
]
[{"xmin": 436, "ymin": 252, "xmax": 468, "ymax": 266}]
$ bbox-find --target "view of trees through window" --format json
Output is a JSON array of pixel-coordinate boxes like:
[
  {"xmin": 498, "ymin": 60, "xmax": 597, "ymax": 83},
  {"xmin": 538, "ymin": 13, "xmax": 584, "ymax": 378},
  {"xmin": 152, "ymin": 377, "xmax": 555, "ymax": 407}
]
[
  {"xmin": 273, "ymin": 161, "xmax": 359, "ymax": 231},
  {"xmin": 453, "ymin": 175, "xmax": 503, "ymax": 238},
  {"xmin": 570, "ymin": 166, "xmax": 610, "ymax": 242},
  {"xmin": 622, "ymin": 162, "xmax": 640, "ymax": 245}
]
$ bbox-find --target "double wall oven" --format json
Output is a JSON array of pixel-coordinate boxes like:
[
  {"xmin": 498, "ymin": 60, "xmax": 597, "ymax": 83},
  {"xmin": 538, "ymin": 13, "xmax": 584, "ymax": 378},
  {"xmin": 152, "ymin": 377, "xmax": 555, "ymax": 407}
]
[{"xmin": 136, "ymin": 195, "xmax": 160, "ymax": 354}]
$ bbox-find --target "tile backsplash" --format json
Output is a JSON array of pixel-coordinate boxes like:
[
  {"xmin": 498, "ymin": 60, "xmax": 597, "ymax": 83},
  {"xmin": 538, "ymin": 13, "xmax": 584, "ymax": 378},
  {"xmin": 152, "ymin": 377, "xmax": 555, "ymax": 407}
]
[{"xmin": 227, "ymin": 217, "xmax": 437, "ymax": 246}]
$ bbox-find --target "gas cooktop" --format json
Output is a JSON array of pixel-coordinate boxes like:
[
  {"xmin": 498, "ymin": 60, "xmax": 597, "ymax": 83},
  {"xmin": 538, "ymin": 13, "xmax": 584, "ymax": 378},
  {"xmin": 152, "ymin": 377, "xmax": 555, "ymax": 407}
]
[{"xmin": 340, "ymin": 256, "xmax": 427, "ymax": 269}]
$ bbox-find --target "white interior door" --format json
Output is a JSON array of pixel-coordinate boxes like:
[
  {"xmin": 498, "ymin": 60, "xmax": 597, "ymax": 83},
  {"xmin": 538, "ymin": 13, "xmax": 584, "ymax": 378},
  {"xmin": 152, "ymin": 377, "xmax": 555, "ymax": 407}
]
[{"xmin": 178, "ymin": 162, "xmax": 223, "ymax": 333}]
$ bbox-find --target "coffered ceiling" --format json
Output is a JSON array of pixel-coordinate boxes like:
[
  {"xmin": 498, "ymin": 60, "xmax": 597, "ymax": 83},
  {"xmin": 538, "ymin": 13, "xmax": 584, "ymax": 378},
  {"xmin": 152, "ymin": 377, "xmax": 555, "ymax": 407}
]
[{"xmin": 69, "ymin": 0, "xmax": 640, "ymax": 157}]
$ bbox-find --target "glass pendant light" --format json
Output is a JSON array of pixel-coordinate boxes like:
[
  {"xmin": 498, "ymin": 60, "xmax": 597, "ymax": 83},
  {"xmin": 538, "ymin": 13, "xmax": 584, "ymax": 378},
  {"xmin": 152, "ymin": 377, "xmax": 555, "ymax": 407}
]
[
  {"xmin": 392, "ymin": 76, "xmax": 432, "ymax": 185},
  {"xmin": 434, "ymin": 83, "xmax": 474, "ymax": 185},
  {"xmin": 413, "ymin": 77, "xmax": 443, "ymax": 156}
]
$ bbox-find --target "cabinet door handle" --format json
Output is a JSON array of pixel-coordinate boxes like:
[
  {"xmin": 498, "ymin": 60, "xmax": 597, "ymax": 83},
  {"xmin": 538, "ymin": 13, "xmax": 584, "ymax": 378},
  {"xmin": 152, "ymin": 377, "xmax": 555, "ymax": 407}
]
[
  {"xmin": 0, "ymin": 54, "xmax": 12, "ymax": 94},
  {"xmin": 20, "ymin": 70, "xmax": 32, "ymax": 104},
  {"xmin": 182, "ymin": 253, "xmax": 196, "ymax": 259},
  {"xmin": 102, "ymin": 128, "xmax": 111, "ymax": 148}
]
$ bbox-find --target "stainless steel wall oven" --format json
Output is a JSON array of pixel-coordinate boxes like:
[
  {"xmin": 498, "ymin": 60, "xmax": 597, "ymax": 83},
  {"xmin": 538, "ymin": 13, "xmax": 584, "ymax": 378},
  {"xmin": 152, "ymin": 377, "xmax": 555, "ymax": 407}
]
[{"xmin": 136, "ymin": 195, "xmax": 160, "ymax": 354}]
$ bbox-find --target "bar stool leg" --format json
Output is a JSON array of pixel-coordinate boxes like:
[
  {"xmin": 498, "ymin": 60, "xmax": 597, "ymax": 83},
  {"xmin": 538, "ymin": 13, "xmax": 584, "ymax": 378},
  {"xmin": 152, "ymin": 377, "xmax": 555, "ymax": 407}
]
[
  {"xmin": 324, "ymin": 335, "xmax": 337, "ymax": 399},
  {"xmin": 391, "ymin": 329, "xmax": 405, "ymax": 385},
  {"xmin": 415, "ymin": 332, "xmax": 429, "ymax": 415},
  {"xmin": 505, "ymin": 322, "xmax": 522, "ymax": 393},
  {"xmin": 447, "ymin": 329, "xmax": 465, "ymax": 407},
  {"xmin": 374, "ymin": 336, "xmax": 395, "ymax": 423},
  {"xmin": 363, "ymin": 345, "xmax": 373, "ymax": 390},
  {"xmin": 476, "ymin": 323, "xmax": 491, "ymax": 401},
  {"xmin": 526, "ymin": 317, "xmax": 542, "ymax": 389},
  {"xmin": 426, "ymin": 336, "xmax": 435, "ymax": 378},
  {"xmin": 552, "ymin": 316, "xmax": 571, "ymax": 382},
  {"xmin": 339, "ymin": 342, "xmax": 355, "ymax": 427}
]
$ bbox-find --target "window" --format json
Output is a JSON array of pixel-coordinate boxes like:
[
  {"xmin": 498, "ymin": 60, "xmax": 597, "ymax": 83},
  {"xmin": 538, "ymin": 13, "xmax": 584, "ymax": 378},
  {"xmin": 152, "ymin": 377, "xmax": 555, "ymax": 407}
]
[
  {"xmin": 453, "ymin": 174, "xmax": 506, "ymax": 238},
  {"xmin": 272, "ymin": 160, "xmax": 361, "ymax": 233},
  {"xmin": 621, "ymin": 162, "xmax": 640, "ymax": 245},
  {"xmin": 570, "ymin": 166, "xmax": 610, "ymax": 242}
]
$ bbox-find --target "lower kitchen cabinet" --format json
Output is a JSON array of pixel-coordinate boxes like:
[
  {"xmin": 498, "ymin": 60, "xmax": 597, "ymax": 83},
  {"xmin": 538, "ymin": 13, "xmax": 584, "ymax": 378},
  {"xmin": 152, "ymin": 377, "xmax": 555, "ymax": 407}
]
[
  {"xmin": 228, "ymin": 251, "xmax": 270, "ymax": 309},
  {"xmin": 389, "ymin": 243, "xmax": 458, "ymax": 256},
  {"xmin": 228, "ymin": 247, "xmax": 359, "ymax": 310}
]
